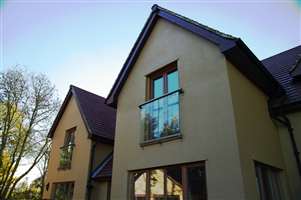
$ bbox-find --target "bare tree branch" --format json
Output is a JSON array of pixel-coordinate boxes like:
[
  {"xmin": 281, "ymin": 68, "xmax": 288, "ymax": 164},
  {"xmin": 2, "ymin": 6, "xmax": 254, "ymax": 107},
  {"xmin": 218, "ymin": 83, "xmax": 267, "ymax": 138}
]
[{"xmin": 0, "ymin": 67, "xmax": 60, "ymax": 199}]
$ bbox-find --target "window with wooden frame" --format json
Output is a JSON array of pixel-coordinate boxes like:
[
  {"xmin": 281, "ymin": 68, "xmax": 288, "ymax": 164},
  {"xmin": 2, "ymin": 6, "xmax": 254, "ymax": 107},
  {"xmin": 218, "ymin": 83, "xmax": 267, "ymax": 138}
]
[
  {"xmin": 51, "ymin": 182, "xmax": 74, "ymax": 200},
  {"xmin": 59, "ymin": 127, "xmax": 76, "ymax": 169},
  {"xmin": 255, "ymin": 162, "xmax": 284, "ymax": 200},
  {"xmin": 140, "ymin": 62, "xmax": 181, "ymax": 143},
  {"xmin": 146, "ymin": 63, "xmax": 179, "ymax": 100},
  {"xmin": 130, "ymin": 162, "xmax": 207, "ymax": 200}
]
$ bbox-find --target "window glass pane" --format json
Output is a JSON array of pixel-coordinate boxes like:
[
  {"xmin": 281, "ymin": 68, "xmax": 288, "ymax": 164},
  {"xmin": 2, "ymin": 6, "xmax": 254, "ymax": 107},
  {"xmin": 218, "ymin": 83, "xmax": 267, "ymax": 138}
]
[
  {"xmin": 186, "ymin": 165, "xmax": 206, "ymax": 200},
  {"xmin": 153, "ymin": 77, "xmax": 164, "ymax": 98},
  {"xmin": 70, "ymin": 132, "xmax": 75, "ymax": 144},
  {"xmin": 167, "ymin": 70, "xmax": 179, "ymax": 93},
  {"xmin": 59, "ymin": 145, "xmax": 73, "ymax": 169},
  {"xmin": 255, "ymin": 165, "xmax": 266, "ymax": 200},
  {"xmin": 141, "ymin": 91, "xmax": 180, "ymax": 140},
  {"xmin": 166, "ymin": 166, "xmax": 183, "ymax": 200},
  {"xmin": 64, "ymin": 131, "xmax": 75, "ymax": 146},
  {"xmin": 165, "ymin": 92, "xmax": 179, "ymax": 136},
  {"xmin": 255, "ymin": 163, "xmax": 283, "ymax": 200},
  {"xmin": 53, "ymin": 182, "xmax": 74, "ymax": 200},
  {"xmin": 134, "ymin": 172, "xmax": 147, "ymax": 200},
  {"xmin": 150, "ymin": 169, "xmax": 164, "ymax": 200}
]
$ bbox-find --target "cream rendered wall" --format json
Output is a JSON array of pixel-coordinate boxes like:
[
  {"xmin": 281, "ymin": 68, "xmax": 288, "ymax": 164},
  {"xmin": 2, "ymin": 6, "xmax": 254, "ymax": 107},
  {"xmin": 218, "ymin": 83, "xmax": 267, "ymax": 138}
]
[
  {"xmin": 227, "ymin": 62, "xmax": 290, "ymax": 200},
  {"xmin": 277, "ymin": 112, "xmax": 301, "ymax": 200},
  {"xmin": 92, "ymin": 143, "xmax": 113, "ymax": 171},
  {"xmin": 91, "ymin": 143, "xmax": 113, "ymax": 199},
  {"xmin": 91, "ymin": 181, "xmax": 110, "ymax": 200},
  {"xmin": 43, "ymin": 96, "xmax": 92, "ymax": 200},
  {"xmin": 111, "ymin": 19, "xmax": 246, "ymax": 200}
]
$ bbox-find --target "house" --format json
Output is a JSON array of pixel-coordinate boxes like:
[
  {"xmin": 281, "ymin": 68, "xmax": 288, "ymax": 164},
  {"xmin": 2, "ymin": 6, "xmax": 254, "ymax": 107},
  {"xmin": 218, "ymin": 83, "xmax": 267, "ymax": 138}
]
[
  {"xmin": 42, "ymin": 85, "xmax": 116, "ymax": 200},
  {"xmin": 106, "ymin": 5, "xmax": 301, "ymax": 200},
  {"xmin": 262, "ymin": 45, "xmax": 301, "ymax": 200}
]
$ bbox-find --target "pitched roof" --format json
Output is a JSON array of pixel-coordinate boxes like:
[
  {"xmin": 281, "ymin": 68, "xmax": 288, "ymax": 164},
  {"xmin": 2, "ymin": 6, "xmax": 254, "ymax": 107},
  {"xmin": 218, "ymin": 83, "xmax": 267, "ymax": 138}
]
[
  {"xmin": 91, "ymin": 152, "xmax": 113, "ymax": 181},
  {"xmin": 105, "ymin": 4, "xmax": 283, "ymax": 107},
  {"xmin": 262, "ymin": 45, "xmax": 301, "ymax": 114},
  {"xmin": 48, "ymin": 85, "xmax": 116, "ymax": 143}
]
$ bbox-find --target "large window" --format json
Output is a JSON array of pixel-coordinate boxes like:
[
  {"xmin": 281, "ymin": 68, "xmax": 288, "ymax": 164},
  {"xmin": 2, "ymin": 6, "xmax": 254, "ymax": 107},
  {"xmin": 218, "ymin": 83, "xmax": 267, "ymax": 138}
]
[
  {"xmin": 51, "ymin": 182, "xmax": 74, "ymax": 200},
  {"xmin": 140, "ymin": 63, "xmax": 181, "ymax": 142},
  {"xmin": 255, "ymin": 162, "xmax": 283, "ymax": 200},
  {"xmin": 59, "ymin": 127, "xmax": 75, "ymax": 169},
  {"xmin": 131, "ymin": 163, "xmax": 206, "ymax": 200}
]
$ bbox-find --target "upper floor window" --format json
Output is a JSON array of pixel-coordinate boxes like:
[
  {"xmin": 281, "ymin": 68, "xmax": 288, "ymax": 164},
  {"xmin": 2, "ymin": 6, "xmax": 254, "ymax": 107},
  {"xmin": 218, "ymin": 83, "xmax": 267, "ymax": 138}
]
[
  {"xmin": 59, "ymin": 127, "xmax": 76, "ymax": 169},
  {"xmin": 255, "ymin": 162, "xmax": 283, "ymax": 200},
  {"xmin": 140, "ymin": 62, "xmax": 181, "ymax": 144},
  {"xmin": 151, "ymin": 68, "xmax": 179, "ymax": 99}
]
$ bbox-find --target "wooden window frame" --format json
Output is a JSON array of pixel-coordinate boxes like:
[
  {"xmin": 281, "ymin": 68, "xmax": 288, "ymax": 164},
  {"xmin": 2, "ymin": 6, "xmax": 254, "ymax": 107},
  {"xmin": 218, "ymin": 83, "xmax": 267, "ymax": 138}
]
[
  {"xmin": 58, "ymin": 127, "xmax": 76, "ymax": 170},
  {"xmin": 146, "ymin": 62, "xmax": 178, "ymax": 100},
  {"xmin": 129, "ymin": 161, "xmax": 207, "ymax": 200},
  {"xmin": 254, "ymin": 161, "xmax": 283, "ymax": 200},
  {"xmin": 63, "ymin": 127, "xmax": 76, "ymax": 146},
  {"xmin": 51, "ymin": 181, "xmax": 74, "ymax": 200}
]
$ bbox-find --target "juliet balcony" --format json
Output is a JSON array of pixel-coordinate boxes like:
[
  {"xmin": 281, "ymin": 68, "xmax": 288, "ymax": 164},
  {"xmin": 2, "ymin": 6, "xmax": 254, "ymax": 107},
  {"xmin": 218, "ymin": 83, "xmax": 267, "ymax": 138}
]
[{"xmin": 139, "ymin": 89, "xmax": 182, "ymax": 145}]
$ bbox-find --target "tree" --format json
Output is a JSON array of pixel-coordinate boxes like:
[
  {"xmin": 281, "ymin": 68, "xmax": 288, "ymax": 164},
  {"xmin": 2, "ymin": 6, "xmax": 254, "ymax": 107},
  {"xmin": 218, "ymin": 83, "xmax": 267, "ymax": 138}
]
[
  {"xmin": 10, "ymin": 177, "xmax": 42, "ymax": 200},
  {"xmin": 0, "ymin": 67, "xmax": 60, "ymax": 199},
  {"xmin": 36, "ymin": 145, "xmax": 50, "ymax": 199}
]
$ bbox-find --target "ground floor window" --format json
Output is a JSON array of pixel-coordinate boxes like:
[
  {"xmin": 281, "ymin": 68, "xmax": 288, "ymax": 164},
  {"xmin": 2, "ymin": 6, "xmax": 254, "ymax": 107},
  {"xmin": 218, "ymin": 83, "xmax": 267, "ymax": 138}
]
[
  {"xmin": 51, "ymin": 182, "xmax": 74, "ymax": 200},
  {"xmin": 130, "ymin": 162, "xmax": 206, "ymax": 200},
  {"xmin": 255, "ymin": 162, "xmax": 283, "ymax": 200}
]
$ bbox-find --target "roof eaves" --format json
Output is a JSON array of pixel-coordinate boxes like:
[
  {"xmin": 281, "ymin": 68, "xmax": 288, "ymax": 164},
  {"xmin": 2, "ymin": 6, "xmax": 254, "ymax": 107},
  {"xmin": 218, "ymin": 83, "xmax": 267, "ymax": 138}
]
[
  {"xmin": 105, "ymin": 8, "xmax": 158, "ymax": 108},
  {"xmin": 90, "ymin": 134, "xmax": 114, "ymax": 144},
  {"xmin": 105, "ymin": 4, "xmax": 239, "ymax": 107},
  {"xmin": 222, "ymin": 39, "xmax": 285, "ymax": 97},
  {"xmin": 270, "ymin": 100, "xmax": 301, "ymax": 115}
]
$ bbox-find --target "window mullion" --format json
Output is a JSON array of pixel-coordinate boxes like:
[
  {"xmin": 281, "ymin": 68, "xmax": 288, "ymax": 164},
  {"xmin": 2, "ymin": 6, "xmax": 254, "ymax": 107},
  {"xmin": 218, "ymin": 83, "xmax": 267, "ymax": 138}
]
[
  {"xmin": 164, "ymin": 169, "xmax": 167, "ymax": 200},
  {"xmin": 146, "ymin": 170, "xmax": 151, "ymax": 200},
  {"xmin": 163, "ymin": 73, "xmax": 168, "ymax": 94},
  {"xmin": 182, "ymin": 166, "xmax": 188, "ymax": 200}
]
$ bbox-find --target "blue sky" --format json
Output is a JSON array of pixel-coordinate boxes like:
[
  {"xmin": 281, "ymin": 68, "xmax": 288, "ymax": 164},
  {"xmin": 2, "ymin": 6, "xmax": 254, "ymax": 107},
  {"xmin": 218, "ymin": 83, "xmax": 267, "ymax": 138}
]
[
  {"xmin": 0, "ymin": 0, "xmax": 300, "ymax": 183},
  {"xmin": 1, "ymin": 1, "xmax": 300, "ymax": 99}
]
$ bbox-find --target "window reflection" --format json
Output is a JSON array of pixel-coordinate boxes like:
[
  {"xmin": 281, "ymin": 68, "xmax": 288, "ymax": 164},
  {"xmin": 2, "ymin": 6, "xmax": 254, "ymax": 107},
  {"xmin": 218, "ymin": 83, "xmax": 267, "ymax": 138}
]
[
  {"xmin": 167, "ymin": 70, "xmax": 179, "ymax": 93},
  {"xmin": 52, "ymin": 182, "xmax": 74, "ymax": 200},
  {"xmin": 133, "ymin": 166, "xmax": 185, "ymax": 200},
  {"xmin": 134, "ymin": 172, "xmax": 147, "ymax": 200},
  {"xmin": 153, "ymin": 77, "xmax": 164, "ymax": 98},
  {"xmin": 186, "ymin": 165, "xmax": 207, "ymax": 200},
  {"xmin": 166, "ymin": 166, "xmax": 183, "ymax": 200},
  {"xmin": 141, "ymin": 92, "xmax": 180, "ymax": 141},
  {"xmin": 150, "ymin": 170, "xmax": 164, "ymax": 200}
]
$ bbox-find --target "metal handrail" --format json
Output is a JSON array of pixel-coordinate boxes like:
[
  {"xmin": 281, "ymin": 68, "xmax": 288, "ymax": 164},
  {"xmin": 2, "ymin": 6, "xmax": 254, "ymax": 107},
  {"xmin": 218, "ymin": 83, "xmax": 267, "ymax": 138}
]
[{"xmin": 139, "ymin": 88, "xmax": 183, "ymax": 108}]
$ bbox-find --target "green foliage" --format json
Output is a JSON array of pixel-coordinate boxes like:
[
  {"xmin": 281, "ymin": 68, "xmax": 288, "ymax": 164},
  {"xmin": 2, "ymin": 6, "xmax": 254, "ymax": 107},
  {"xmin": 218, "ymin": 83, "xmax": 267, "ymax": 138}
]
[{"xmin": 10, "ymin": 177, "xmax": 42, "ymax": 200}]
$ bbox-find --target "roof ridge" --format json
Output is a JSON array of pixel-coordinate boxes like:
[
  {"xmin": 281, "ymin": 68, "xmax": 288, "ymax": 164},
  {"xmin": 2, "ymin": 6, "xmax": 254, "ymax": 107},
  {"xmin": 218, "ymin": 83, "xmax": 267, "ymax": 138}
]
[
  {"xmin": 70, "ymin": 85, "xmax": 105, "ymax": 100},
  {"xmin": 262, "ymin": 45, "xmax": 301, "ymax": 61},
  {"xmin": 152, "ymin": 4, "xmax": 238, "ymax": 40}
]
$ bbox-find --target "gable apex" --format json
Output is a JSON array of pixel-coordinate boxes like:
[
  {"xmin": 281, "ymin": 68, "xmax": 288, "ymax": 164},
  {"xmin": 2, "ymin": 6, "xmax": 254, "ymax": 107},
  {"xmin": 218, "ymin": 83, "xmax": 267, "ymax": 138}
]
[
  {"xmin": 48, "ymin": 85, "xmax": 116, "ymax": 144},
  {"xmin": 106, "ymin": 5, "xmax": 284, "ymax": 107}
]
